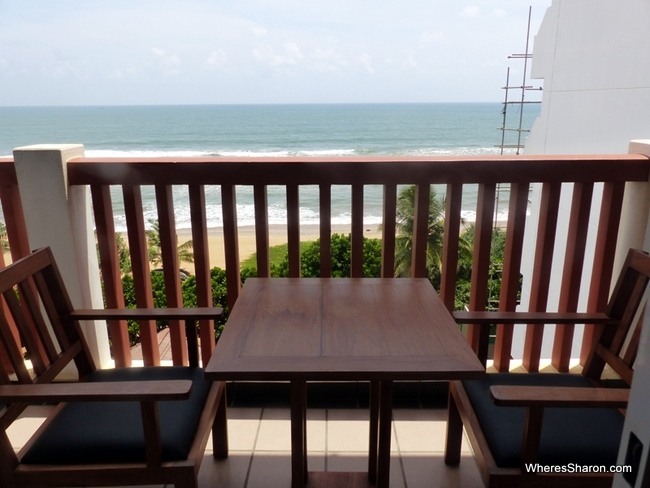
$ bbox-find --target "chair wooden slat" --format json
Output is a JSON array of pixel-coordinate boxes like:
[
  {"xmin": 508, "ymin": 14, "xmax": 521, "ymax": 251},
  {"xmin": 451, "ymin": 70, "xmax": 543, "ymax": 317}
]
[
  {"xmin": 2, "ymin": 288, "xmax": 49, "ymax": 377},
  {"xmin": 0, "ymin": 306, "xmax": 32, "ymax": 383}
]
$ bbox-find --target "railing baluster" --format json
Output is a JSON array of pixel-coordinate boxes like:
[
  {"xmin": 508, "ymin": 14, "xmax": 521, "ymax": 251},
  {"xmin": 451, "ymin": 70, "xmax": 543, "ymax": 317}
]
[
  {"xmin": 411, "ymin": 184, "xmax": 431, "ymax": 279},
  {"xmin": 523, "ymin": 182, "xmax": 561, "ymax": 372},
  {"xmin": 0, "ymin": 165, "xmax": 30, "ymax": 261},
  {"xmin": 581, "ymin": 181, "xmax": 626, "ymax": 363},
  {"xmin": 381, "ymin": 184, "xmax": 397, "ymax": 279},
  {"xmin": 467, "ymin": 183, "xmax": 496, "ymax": 364},
  {"xmin": 189, "ymin": 184, "xmax": 214, "ymax": 364},
  {"xmin": 319, "ymin": 185, "xmax": 332, "ymax": 278},
  {"xmin": 254, "ymin": 184, "xmax": 270, "ymax": 278},
  {"xmin": 441, "ymin": 183, "xmax": 463, "ymax": 311},
  {"xmin": 90, "ymin": 185, "xmax": 130, "ymax": 367},
  {"xmin": 286, "ymin": 185, "xmax": 301, "ymax": 277},
  {"xmin": 155, "ymin": 185, "xmax": 187, "ymax": 366},
  {"xmin": 351, "ymin": 184, "xmax": 364, "ymax": 278},
  {"xmin": 221, "ymin": 185, "xmax": 240, "ymax": 311},
  {"xmin": 493, "ymin": 182, "xmax": 529, "ymax": 371},
  {"xmin": 123, "ymin": 185, "xmax": 160, "ymax": 366},
  {"xmin": 552, "ymin": 182, "xmax": 594, "ymax": 372}
]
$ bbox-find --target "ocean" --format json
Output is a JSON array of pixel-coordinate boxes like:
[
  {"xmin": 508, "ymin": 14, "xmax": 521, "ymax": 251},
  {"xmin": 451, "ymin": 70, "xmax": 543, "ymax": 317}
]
[{"xmin": 0, "ymin": 103, "xmax": 539, "ymax": 229}]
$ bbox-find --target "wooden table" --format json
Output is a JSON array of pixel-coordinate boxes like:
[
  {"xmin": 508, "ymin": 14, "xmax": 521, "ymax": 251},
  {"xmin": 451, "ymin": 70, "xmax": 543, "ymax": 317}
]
[{"xmin": 205, "ymin": 278, "xmax": 484, "ymax": 488}]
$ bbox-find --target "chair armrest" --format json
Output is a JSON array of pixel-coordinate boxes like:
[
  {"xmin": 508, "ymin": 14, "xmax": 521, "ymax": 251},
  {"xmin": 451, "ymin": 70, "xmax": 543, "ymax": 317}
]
[
  {"xmin": 69, "ymin": 307, "xmax": 223, "ymax": 321},
  {"xmin": 453, "ymin": 311, "xmax": 613, "ymax": 325},
  {"xmin": 0, "ymin": 380, "xmax": 192, "ymax": 403},
  {"xmin": 490, "ymin": 385, "xmax": 629, "ymax": 408}
]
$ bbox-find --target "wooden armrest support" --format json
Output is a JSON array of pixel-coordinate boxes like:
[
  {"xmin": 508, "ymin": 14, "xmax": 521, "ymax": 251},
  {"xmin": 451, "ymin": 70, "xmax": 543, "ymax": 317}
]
[
  {"xmin": 70, "ymin": 307, "xmax": 223, "ymax": 321},
  {"xmin": 490, "ymin": 385, "xmax": 629, "ymax": 408},
  {"xmin": 0, "ymin": 380, "xmax": 192, "ymax": 403},
  {"xmin": 453, "ymin": 311, "xmax": 613, "ymax": 325}
]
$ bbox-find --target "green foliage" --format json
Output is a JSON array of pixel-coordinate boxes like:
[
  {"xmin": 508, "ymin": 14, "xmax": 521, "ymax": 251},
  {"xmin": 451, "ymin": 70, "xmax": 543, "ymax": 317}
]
[
  {"xmin": 240, "ymin": 243, "xmax": 293, "ymax": 269},
  {"xmin": 454, "ymin": 225, "xmax": 511, "ymax": 311},
  {"xmin": 121, "ymin": 267, "xmax": 229, "ymax": 346},
  {"xmin": 270, "ymin": 233, "xmax": 382, "ymax": 278},
  {"xmin": 0, "ymin": 222, "xmax": 10, "ymax": 253},
  {"xmin": 146, "ymin": 219, "xmax": 194, "ymax": 267}
]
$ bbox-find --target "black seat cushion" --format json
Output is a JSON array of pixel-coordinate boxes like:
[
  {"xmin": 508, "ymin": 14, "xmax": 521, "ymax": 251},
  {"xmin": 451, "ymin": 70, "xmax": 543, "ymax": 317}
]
[
  {"xmin": 462, "ymin": 373, "xmax": 625, "ymax": 468},
  {"xmin": 22, "ymin": 367, "xmax": 211, "ymax": 465}
]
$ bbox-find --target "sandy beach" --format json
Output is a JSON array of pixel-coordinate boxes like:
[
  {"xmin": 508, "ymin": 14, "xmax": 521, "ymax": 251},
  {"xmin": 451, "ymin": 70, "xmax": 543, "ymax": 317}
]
[{"xmin": 176, "ymin": 224, "xmax": 383, "ymax": 269}]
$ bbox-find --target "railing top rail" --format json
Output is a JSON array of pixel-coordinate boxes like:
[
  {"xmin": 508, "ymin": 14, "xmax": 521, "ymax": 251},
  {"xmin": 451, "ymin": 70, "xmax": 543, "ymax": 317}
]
[
  {"xmin": 67, "ymin": 154, "xmax": 650, "ymax": 186},
  {"xmin": 0, "ymin": 159, "xmax": 17, "ymax": 183}
]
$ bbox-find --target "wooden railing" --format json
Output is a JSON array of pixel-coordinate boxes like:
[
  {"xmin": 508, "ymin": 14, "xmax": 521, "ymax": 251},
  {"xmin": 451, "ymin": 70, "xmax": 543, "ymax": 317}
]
[
  {"xmin": 0, "ymin": 159, "xmax": 30, "ymax": 263},
  {"xmin": 55, "ymin": 154, "xmax": 650, "ymax": 371}
]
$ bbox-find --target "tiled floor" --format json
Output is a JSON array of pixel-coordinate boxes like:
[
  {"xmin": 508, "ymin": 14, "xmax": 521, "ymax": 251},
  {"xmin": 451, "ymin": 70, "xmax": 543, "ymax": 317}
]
[
  {"xmin": 202, "ymin": 406, "xmax": 483, "ymax": 487},
  {"xmin": 10, "ymin": 405, "xmax": 483, "ymax": 488}
]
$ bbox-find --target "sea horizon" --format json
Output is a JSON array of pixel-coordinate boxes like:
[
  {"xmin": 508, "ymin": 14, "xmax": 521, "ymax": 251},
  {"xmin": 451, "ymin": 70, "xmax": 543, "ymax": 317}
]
[{"xmin": 0, "ymin": 103, "xmax": 539, "ymax": 229}]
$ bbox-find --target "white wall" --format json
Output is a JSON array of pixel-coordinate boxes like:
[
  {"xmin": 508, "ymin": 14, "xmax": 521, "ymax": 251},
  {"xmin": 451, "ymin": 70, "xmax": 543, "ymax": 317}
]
[{"xmin": 521, "ymin": 2, "xmax": 650, "ymax": 485}]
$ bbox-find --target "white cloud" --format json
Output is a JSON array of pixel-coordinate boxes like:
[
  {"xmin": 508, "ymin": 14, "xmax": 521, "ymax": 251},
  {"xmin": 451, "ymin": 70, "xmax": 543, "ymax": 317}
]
[
  {"xmin": 253, "ymin": 26, "xmax": 269, "ymax": 38},
  {"xmin": 0, "ymin": 0, "xmax": 552, "ymax": 105},
  {"xmin": 253, "ymin": 42, "xmax": 304, "ymax": 67},
  {"xmin": 151, "ymin": 47, "xmax": 181, "ymax": 75},
  {"xmin": 206, "ymin": 49, "xmax": 229, "ymax": 68},
  {"xmin": 358, "ymin": 53, "xmax": 374, "ymax": 74},
  {"xmin": 461, "ymin": 6, "xmax": 481, "ymax": 18},
  {"xmin": 420, "ymin": 31, "xmax": 444, "ymax": 44},
  {"xmin": 310, "ymin": 48, "xmax": 347, "ymax": 73}
]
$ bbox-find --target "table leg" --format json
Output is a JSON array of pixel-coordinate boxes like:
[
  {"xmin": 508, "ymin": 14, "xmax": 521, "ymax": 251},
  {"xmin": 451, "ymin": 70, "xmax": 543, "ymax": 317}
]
[
  {"xmin": 290, "ymin": 380, "xmax": 308, "ymax": 487},
  {"xmin": 377, "ymin": 380, "xmax": 393, "ymax": 488},
  {"xmin": 368, "ymin": 380, "xmax": 380, "ymax": 484}
]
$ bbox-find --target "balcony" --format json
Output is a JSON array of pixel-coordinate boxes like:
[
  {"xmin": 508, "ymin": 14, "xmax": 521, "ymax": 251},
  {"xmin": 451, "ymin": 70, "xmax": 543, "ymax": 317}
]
[{"xmin": 2, "ymin": 144, "xmax": 650, "ymax": 487}]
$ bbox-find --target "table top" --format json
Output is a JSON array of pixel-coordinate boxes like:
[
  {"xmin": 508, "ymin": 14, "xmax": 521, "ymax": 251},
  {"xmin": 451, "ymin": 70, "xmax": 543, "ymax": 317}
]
[{"xmin": 205, "ymin": 278, "xmax": 484, "ymax": 382}]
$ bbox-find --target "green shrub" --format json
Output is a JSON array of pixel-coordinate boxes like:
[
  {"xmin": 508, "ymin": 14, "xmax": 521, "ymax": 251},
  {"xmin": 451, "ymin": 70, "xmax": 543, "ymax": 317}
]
[{"xmin": 271, "ymin": 233, "xmax": 382, "ymax": 278}]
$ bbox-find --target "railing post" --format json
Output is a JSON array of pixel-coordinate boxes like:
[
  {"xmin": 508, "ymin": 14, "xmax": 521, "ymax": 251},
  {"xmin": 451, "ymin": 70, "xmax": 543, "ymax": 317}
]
[
  {"xmin": 13, "ymin": 145, "xmax": 111, "ymax": 369},
  {"xmin": 624, "ymin": 141, "xmax": 650, "ymax": 257}
]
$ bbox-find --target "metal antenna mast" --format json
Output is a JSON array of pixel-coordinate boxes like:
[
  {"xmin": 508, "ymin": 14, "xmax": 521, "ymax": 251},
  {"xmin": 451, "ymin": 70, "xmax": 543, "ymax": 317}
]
[{"xmin": 497, "ymin": 6, "xmax": 542, "ymax": 155}]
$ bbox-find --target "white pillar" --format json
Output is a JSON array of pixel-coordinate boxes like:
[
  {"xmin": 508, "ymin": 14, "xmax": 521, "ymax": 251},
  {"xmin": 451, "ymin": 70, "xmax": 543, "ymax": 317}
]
[
  {"xmin": 13, "ymin": 144, "xmax": 111, "ymax": 369},
  {"xmin": 614, "ymin": 141, "xmax": 650, "ymax": 487}
]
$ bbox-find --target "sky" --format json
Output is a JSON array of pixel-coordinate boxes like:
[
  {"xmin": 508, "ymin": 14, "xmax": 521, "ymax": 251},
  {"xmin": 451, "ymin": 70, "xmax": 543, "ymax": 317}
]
[{"xmin": 0, "ymin": 0, "xmax": 551, "ymax": 106}]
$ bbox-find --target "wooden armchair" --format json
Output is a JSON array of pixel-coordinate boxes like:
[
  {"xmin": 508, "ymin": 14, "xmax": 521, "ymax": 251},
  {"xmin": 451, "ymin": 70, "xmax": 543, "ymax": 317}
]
[
  {"xmin": 445, "ymin": 248, "xmax": 650, "ymax": 488},
  {"xmin": 0, "ymin": 247, "xmax": 228, "ymax": 488}
]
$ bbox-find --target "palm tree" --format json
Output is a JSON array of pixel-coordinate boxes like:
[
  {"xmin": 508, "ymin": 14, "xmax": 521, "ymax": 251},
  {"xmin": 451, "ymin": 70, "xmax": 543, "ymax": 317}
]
[
  {"xmin": 146, "ymin": 219, "xmax": 194, "ymax": 267},
  {"xmin": 394, "ymin": 185, "xmax": 446, "ymax": 279},
  {"xmin": 113, "ymin": 220, "xmax": 194, "ymax": 276},
  {"xmin": 393, "ymin": 186, "xmax": 472, "ymax": 286}
]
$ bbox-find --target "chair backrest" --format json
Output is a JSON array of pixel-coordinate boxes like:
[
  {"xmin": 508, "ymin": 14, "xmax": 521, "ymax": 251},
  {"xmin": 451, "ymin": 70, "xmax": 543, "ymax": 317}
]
[
  {"xmin": 0, "ymin": 248, "xmax": 96, "ymax": 421},
  {"xmin": 583, "ymin": 248, "xmax": 650, "ymax": 384}
]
